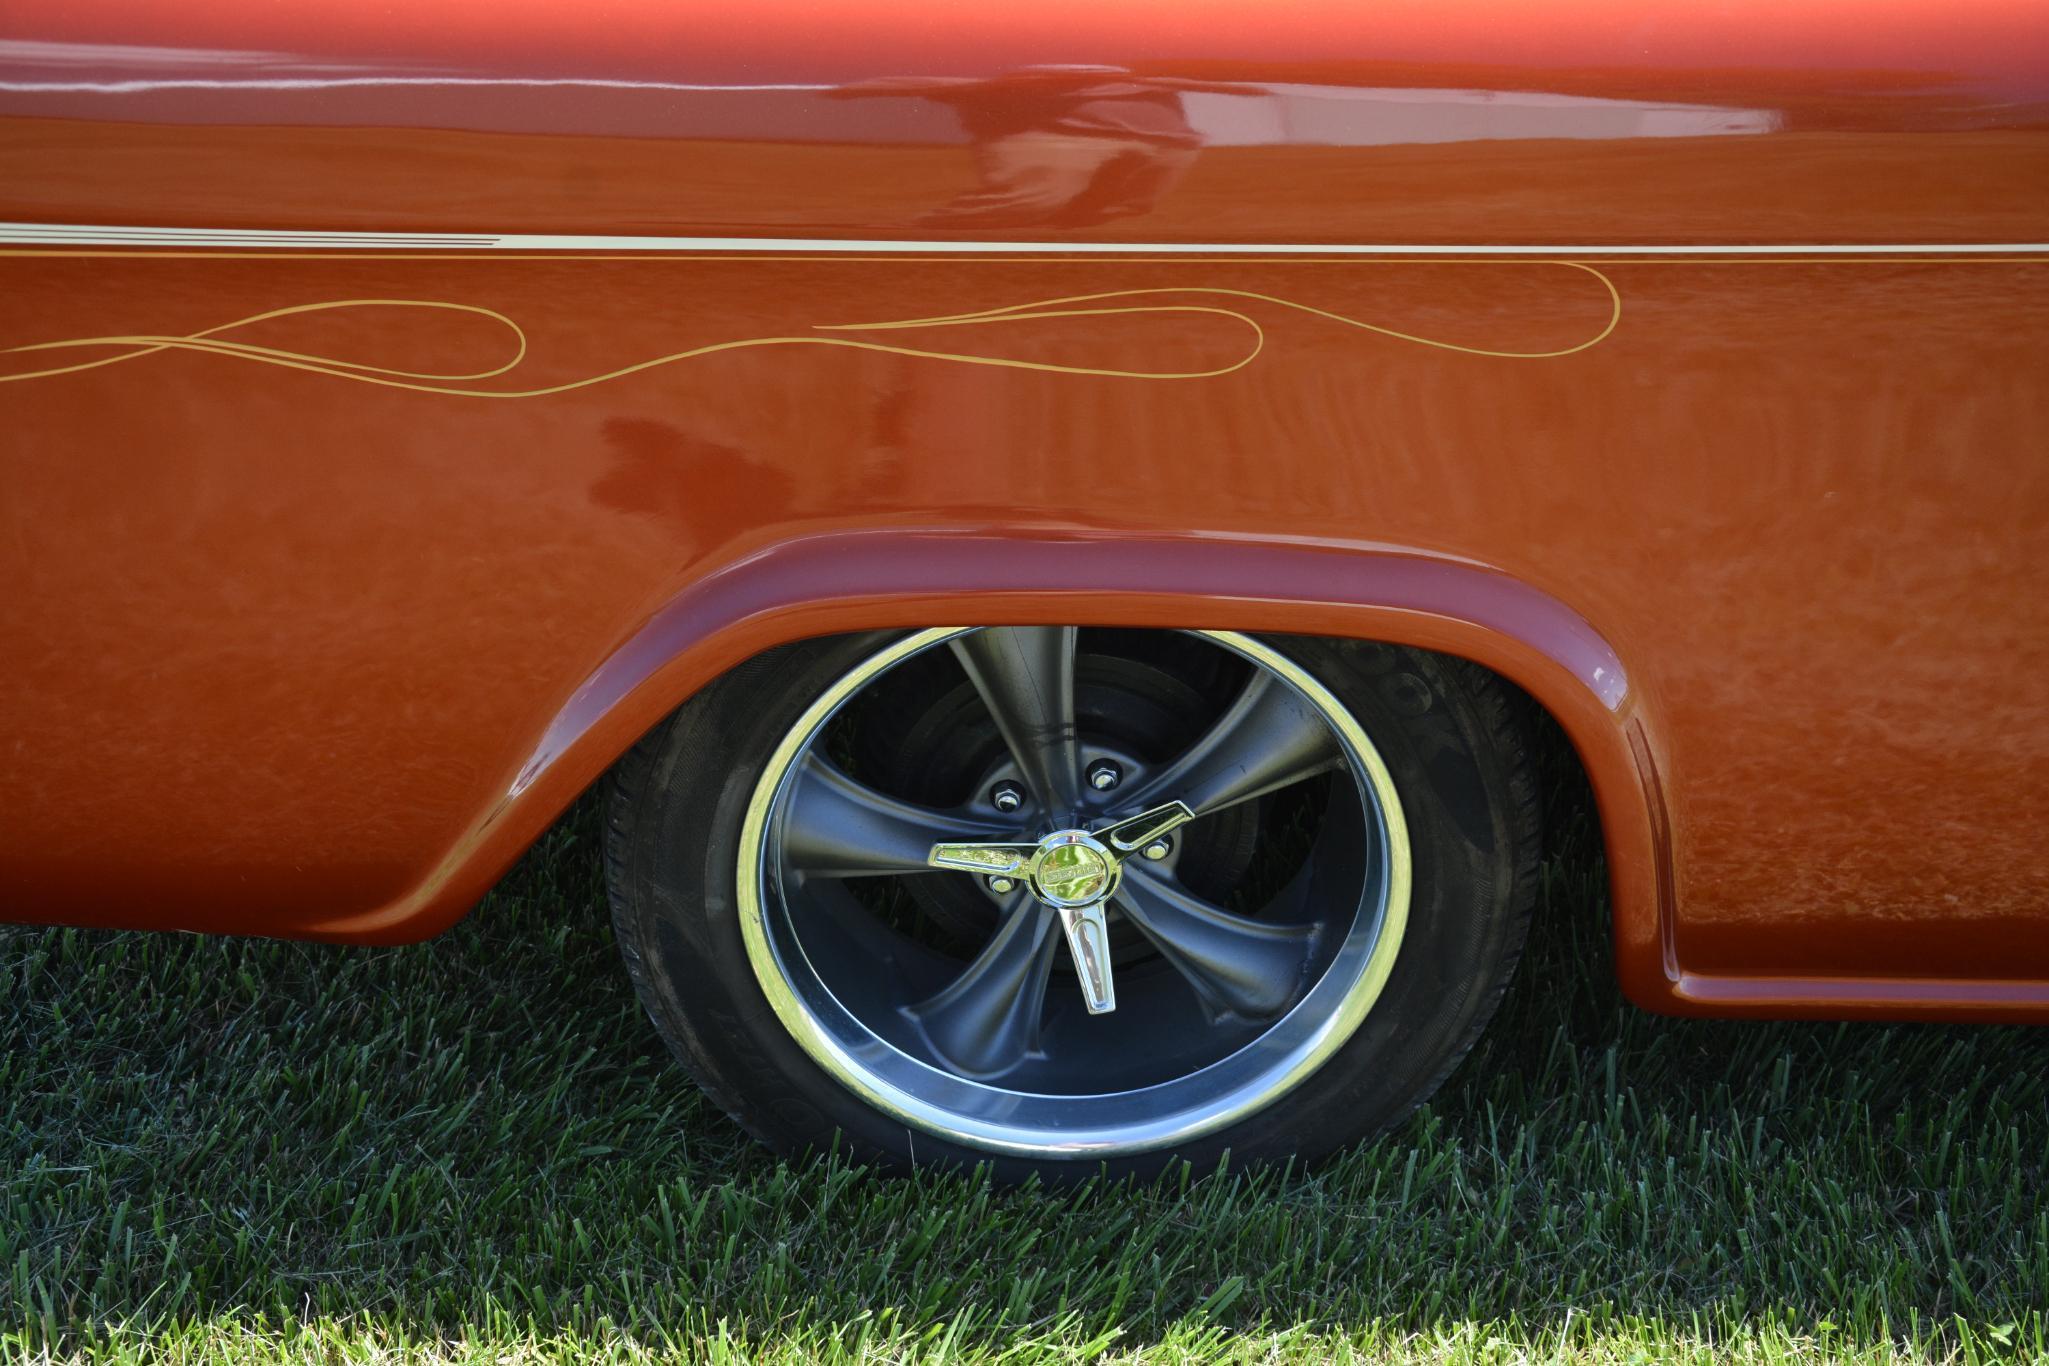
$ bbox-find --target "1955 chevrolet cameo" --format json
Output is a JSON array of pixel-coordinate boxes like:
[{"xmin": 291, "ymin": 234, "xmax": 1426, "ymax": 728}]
[{"xmin": 2, "ymin": 0, "xmax": 2045, "ymax": 1178}]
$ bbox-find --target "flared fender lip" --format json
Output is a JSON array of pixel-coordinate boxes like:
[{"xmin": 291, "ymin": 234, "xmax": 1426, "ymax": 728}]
[
  {"xmin": 522, "ymin": 528, "xmax": 1639, "ymax": 790},
  {"xmin": 316, "ymin": 527, "xmax": 1676, "ymax": 1008}
]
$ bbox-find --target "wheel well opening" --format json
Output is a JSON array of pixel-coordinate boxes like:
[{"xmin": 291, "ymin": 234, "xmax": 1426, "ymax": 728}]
[{"xmin": 1482, "ymin": 666, "xmax": 1621, "ymax": 1038}]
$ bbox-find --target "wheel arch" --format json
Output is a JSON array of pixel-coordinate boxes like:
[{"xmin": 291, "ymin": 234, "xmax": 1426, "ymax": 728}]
[{"xmin": 314, "ymin": 529, "xmax": 1676, "ymax": 1011}]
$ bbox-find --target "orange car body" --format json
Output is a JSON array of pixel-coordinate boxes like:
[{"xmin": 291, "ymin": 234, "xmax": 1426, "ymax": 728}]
[{"xmin": 3, "ymin": 0, "xmax": 2046, "ymax": 1020}]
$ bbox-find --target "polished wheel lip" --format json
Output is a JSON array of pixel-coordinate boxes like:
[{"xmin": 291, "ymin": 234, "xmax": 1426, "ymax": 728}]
[{"xmin": 736, "ymin": 627, "xmax": 1412, "ymax": 1159}]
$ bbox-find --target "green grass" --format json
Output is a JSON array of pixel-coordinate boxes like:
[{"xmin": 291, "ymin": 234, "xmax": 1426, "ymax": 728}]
[{"xmin": 4, "ymin": 772, "xmax": 2045, "ymax": 1363}]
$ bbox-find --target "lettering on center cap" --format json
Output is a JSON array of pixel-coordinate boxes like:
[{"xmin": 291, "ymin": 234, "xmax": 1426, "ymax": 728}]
[{"xmin": 1031, "ymin": 835, "xmax": 1114, "ymax": 907}]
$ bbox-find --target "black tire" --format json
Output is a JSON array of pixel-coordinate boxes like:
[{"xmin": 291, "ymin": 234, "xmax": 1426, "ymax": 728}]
[{"xmin": 605, "ymin": 629, "xmax": 1539, "ymax": 1181}]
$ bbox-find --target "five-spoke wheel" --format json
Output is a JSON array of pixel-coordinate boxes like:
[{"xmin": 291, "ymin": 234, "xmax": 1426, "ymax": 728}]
[{"xmin": 608, "ymin": 627, "xmax": 1539, "ymax": 1177}]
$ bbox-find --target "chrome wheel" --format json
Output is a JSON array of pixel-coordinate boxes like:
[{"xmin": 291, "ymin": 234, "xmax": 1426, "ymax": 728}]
[{"xmin": 736, "ymin": 627, "xmax": 1411, "ymax": 1158}]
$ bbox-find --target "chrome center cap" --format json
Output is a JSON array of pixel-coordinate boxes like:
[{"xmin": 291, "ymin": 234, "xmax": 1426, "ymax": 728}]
[
  {"xmin": 1027, "ymin": 831, "xmax": 1118, "ymax": 908},
  {"xmin": 927, "ymin": 801, "xmax": 1199, "ymax": 1018}
]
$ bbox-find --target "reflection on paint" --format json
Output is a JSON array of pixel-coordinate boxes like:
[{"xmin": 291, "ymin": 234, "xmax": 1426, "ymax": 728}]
[{"xmin": 0, "ymin": 39, "xmax": 1778, "ymax": 153}]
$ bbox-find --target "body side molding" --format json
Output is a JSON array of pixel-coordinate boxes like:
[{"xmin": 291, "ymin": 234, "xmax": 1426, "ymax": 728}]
[{"xmin": 4, "ymin": 223, "xmax": 2046, "ymax": 255}]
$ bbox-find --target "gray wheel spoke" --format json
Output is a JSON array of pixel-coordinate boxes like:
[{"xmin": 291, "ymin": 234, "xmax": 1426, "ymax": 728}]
[
  {"xmin": 1114, "ymin": 866, "xmax": 1315, "ymax": 1020},
  {"xmin": 782, "ymin": 756, "xmax": 1007, "ymax": 878},
  {"xmin": 950, "ymin": 626, "xmax": 1082, "ymax": 814},
  {"xmin": 910, "ymin": 902, "xmax": 1060, "ymax": 1077},
  {"xmin": 1123, "ymin": 671, "xmax": 1342, "ymax": 816}
]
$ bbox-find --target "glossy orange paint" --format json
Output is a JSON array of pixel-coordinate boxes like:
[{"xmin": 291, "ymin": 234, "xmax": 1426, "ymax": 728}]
[
  {"xmin": 5, "ymin": 0, "xmax": 2047, "ymax": 241},
  {"xmin": 1, "ymin": 0, "xmax": 2046, "ymax": 1022}
]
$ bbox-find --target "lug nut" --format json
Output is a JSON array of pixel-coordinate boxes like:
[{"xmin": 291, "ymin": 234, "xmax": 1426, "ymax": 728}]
[
  {"xmin": 1140, "ymin": 839, "xmax": 1172, "ymax": 861},
  {"xmin": 991, "ymin": 782, "xmax": 1025, "ymax": 813},
  {"xmin": 1087, "ymin": 761, "xmax": 1122, "ymax": 792},
  {"xmin": 987, "ymin": 876, "xmax": 1017, "ymax": 894}
]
